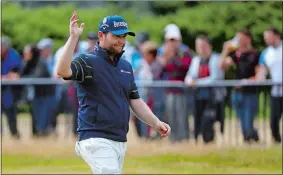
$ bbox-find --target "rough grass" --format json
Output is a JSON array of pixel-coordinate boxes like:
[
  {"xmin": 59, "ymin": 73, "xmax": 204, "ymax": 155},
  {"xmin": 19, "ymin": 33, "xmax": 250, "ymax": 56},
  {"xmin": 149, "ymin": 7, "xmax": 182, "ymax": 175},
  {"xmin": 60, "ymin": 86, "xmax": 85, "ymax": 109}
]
[{"xmin": 2, "ymin": 146, "xmax": 282, "ymax": 174}]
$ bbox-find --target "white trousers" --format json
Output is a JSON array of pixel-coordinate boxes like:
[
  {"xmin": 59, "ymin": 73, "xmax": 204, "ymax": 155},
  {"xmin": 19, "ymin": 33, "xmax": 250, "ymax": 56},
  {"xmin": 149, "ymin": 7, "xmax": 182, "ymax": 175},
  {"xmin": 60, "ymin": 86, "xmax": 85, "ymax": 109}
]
[{"xmin": 75, "ymin": 138, "xmax": 127, "ymax": 174}]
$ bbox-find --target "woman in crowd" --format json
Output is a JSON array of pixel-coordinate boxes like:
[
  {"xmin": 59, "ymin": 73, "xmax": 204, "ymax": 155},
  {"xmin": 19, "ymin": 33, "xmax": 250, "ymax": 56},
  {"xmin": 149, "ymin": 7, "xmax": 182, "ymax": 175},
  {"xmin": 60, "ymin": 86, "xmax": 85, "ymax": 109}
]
[{"xmin": 21, "ymin": 44, "xmax": 56, "ymax": 137}]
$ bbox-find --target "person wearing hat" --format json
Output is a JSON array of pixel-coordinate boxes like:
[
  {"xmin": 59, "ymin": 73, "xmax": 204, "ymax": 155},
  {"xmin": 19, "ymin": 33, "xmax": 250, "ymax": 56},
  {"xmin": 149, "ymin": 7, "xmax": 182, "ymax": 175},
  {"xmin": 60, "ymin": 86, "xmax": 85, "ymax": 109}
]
[
  {"xmin": 121, "ymin": 31, "xmax": 150, "ymax": 75},
  {"xmin": 37, "ymin": 38, "xmax": 54, "ymax": 75},
  {"xmin": 55, "ymin": 12, "xmax": 171, "ymax": 174},
  {"xmin": 158, "ymin": 24, "xmax": 193, "ymax": 142},
  {"xmin": 159, "ymin": 24, "xmax": 191, "ymax": 56},
  {"xmin": 37, "ymin": 38, "xmax": 58, "ymax": 135},
  {"xmin": 131, "ymin": 32, "xmax": 150, "ymax": 72}
]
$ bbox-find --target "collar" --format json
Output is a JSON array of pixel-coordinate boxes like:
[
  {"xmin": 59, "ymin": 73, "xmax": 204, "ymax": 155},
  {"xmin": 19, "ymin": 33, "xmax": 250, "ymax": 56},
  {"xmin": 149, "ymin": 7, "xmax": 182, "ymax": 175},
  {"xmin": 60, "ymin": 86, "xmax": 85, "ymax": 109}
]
[
  {"xmin": 93, "ymin": 42, "xmax": 125, "ymax": 66},
  {"xmin": 200, "ymin": 53, "xmax": 212, "ymax": 61}
]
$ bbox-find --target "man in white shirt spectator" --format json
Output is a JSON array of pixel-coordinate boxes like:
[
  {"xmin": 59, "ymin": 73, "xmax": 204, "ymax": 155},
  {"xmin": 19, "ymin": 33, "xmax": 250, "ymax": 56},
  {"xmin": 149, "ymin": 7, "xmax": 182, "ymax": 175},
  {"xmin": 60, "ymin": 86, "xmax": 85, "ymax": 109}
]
[{"xmin": 256, "ymin": 27, "xmax": 282, "ymax": 143}]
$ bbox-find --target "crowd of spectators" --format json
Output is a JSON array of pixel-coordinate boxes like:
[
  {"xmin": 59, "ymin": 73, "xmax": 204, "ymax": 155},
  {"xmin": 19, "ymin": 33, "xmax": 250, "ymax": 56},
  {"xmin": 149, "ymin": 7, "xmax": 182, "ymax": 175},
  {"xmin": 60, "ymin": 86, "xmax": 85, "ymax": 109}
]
[{"xmin": 1, "ymin": 25, "xmax": 282, "ymax": 144}]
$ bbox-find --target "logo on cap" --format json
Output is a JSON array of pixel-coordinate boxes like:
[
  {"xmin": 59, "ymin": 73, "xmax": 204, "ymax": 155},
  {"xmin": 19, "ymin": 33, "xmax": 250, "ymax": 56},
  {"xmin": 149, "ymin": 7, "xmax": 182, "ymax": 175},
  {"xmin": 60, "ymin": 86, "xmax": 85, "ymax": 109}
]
[
  {"xmin": 113, "ymin": 21, "xmax": 128, "ymax": 28},
  {"xmin": 98, "ymin": 15, "xmax": 135, "ymax": 36},
  {"xmin": 103, "ymin": 17, "xmax": 107, "ymax": 24},
  {"xmin": 101, "ymin": 17, "xmax": 109, "ymax": 30}
]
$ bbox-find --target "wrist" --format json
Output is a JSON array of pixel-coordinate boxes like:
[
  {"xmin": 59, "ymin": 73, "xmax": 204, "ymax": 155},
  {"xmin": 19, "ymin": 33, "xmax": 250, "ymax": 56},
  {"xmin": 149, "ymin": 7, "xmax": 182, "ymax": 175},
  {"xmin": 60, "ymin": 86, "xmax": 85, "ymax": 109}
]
[
  {"xmin": 152, "ymin": 118, "xmax": 160, "ymax": 129},
  {"xmin": 69, "ymin": 35, "xmax": 80, "ymax": 40},
  {"xmin": 221, "ymin": 50, "xmax": 229, "ymax": 58}
]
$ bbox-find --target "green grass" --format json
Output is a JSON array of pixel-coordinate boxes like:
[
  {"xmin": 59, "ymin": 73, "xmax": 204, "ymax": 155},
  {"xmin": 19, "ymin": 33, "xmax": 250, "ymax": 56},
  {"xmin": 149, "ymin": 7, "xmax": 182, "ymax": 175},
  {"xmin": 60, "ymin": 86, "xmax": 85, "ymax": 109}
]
[{"xmin": 2, "ymin": 146, "xmax": 282, "ymax": 174}]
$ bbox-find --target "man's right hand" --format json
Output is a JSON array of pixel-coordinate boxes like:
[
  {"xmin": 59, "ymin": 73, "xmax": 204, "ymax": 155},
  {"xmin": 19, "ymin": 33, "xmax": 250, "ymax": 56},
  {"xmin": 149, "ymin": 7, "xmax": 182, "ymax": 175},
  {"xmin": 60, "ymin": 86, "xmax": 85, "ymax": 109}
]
[
  {"xmin": 219, "ymin": 57, "xmax": 233, "ymax": 71},
  {"xmin": 161, "ymin": 43, "xmax": 176, "ymax": 65},
  {"xmin": 55, "ymin": 11, "xmax": 84, "ymax": 78},
  {"xmin": 70, "ymin": 11, "xmax": 85, "ymax": 38},
  {"xmin": 219, "ymin": 41, "xmax": 234, "ymax": 71},
  {"xmin": 222, "ymin": 41, "xmax": 233, "ymax": 54}
]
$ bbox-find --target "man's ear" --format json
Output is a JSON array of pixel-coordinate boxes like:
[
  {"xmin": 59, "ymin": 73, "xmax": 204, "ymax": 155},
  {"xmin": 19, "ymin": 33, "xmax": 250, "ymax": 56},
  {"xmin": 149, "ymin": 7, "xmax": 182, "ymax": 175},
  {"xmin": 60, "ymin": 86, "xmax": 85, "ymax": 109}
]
[{"xmin": 98, "ymin": 31, "xmax": 105, "ymax": 40}]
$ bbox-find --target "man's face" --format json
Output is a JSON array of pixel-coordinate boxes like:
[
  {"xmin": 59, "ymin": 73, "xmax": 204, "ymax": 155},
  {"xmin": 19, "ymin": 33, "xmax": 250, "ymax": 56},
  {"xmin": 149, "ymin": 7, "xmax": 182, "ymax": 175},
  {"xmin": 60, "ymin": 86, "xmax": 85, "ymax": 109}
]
[
  {"xmin": 142, "ymin": 50, "xmax": 156, "ymax": 64},
  {"xmin": 100, "ymin": 32, "xmax": 126, "ymax": 54},
  {"xmin": 23, "ymin": 46, "xmax": 32, "ymax": 61},
  {"xmin": 166, "ymin": 39, "xmax": 180, "ymax": 50},
  {"xmin": 196, "ymin": 39, "xmax": 211, "ymax": 58},
  {"xmin": 40, "ymin": 48, "xmax": 52, "ymax": 59},
  {"xmin": 264, "ymin": 31, "xmax": 276, "ymax": 46},
  {"xmin": 237, "ymin": 33, "xmax": 251, "ymax": 48}
]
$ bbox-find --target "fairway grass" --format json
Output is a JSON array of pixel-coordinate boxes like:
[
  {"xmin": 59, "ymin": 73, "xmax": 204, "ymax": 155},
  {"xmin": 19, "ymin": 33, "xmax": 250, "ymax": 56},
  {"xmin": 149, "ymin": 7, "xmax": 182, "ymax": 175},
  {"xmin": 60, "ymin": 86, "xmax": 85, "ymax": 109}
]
[{"xmin": 2, "ymin": 146, "xmax": 282, "ymax": 174}]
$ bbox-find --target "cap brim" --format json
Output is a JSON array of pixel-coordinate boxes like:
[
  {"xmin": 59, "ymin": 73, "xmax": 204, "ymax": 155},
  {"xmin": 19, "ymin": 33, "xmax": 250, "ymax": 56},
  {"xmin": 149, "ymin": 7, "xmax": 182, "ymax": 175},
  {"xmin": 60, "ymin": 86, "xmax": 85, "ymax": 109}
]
[
  {"xmin": 112, "ymin": 29, "xmax": 135, "ymax": 36},
  {"xmin": 165, "ymin": 35, "xmax": 181, "ymax": 40}
]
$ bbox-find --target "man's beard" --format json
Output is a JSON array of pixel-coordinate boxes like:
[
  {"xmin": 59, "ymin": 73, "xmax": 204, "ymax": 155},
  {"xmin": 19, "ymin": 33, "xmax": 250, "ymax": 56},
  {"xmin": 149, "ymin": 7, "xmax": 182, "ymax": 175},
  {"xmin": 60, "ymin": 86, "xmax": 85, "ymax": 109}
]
[{"xmin": 107, "ymin": 44, "xmax": 125, "ymax": 57}]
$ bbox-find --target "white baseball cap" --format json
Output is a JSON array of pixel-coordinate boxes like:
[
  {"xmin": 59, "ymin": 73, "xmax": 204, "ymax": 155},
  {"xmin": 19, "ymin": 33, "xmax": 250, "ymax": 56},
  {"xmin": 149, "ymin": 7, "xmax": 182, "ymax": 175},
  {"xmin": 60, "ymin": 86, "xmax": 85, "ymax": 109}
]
[
  {"xmin": 164, "ymin": 24, "xmax": 182, "ymax": 40},
  {"xmin": 164, "ymin": 24, "xmax": 179, "ymax": 32},
  {"xmin": 37, "ymin": 38, "xmax": 54, "ymax": 50}
]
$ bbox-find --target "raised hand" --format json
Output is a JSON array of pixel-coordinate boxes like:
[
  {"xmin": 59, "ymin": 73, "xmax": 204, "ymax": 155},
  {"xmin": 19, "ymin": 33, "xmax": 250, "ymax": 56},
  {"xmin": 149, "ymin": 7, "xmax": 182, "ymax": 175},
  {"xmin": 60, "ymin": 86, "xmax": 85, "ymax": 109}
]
[
  {"xmin": 222, "ymin": 41, "xmax": 233, "ymax": 54},
  {"xmin": 69, "ymin": 11, "xmax": 85, "ymax": 38}
]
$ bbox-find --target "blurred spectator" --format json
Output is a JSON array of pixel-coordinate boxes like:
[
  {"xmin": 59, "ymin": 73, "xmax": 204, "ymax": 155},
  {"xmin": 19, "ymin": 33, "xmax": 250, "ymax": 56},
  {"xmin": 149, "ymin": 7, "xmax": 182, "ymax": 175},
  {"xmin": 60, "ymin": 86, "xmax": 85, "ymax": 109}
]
[
  {"xmin": 29, "ymin": 46, "xmax": 55, "ymax": 136},
  {"xmin": 80, "ymin": 32, "xmax": 98, "ymax": 53},
  {"xmin": 159, "ymin": 24, "xmax": 192, "ymax": 142},
  {"xmin": 122, "ymin": 32, "xmax": 150, "ymax": 74},
  {"xmin": 1, "ymin": 36, "xmax": 22, "ymax": 139},
  {"xmin": 37, "ymin": 38, "xmax": 54, "ymax": 74},
  {"xmin": 220, "ymin": 29, "xmax": 260, "ymax": 143},
  {"xmin": 86, "ymin": 31, "xmax": 98, "ymax": 52},
  {"xmin": 132, "ymin": 32, "xmax": 150, "ymax": 73},
  {"xmin": 159, "ymin": 24, "xmax": 194, "ymax": 129},
  {"xmin": 135, "ymin": 41, "xmax": 163, "ymax": 138},
  {"xmin": 140, "ymin": 41, "xmax": 164, "ymax": 84},
  {"xmin": 185, "ymin": 35, "xmax": 226, "ymax": 143},
  {"xmin": 20, "ymin": 44, "xmax": 41, "ymax": 136},
  {"xmin": 159, "ymin": 24, "xmax": 192, "ymax": 57},
  {"xmin": 121, "ymin": 40, "xmax": 135, "ymax": 63},
  {"xmin": 37, "ymin": 38, "xmax": 58, "ymax": 135},
  {"xmin": 256, "ymin": 27, "xmax": 282, "ymax": 143}
]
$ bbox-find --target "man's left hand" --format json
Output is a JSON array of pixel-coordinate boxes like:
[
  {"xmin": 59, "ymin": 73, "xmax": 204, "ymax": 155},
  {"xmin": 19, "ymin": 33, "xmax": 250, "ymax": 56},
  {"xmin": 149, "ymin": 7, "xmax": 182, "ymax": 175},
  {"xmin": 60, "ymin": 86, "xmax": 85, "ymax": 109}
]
[{"xmin": 154, "ymin": 121, "xmax": 171, "ymax": 137}]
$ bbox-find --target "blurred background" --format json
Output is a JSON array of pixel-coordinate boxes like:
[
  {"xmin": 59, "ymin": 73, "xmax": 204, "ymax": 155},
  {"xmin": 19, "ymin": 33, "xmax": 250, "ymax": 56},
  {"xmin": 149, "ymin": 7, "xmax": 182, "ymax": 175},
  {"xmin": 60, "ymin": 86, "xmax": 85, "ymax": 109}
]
[{"xmin": 1, "ymin": 1, "xmax": 282, "ymax": 174}]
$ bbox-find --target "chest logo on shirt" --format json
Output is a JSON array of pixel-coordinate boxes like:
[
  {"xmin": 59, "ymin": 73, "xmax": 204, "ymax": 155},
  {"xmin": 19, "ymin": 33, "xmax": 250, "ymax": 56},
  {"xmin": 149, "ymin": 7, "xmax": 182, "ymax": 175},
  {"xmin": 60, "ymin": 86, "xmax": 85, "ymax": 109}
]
[{"xmin": 121, "ymin": 70, "xmax": 131, "ymax": 74}]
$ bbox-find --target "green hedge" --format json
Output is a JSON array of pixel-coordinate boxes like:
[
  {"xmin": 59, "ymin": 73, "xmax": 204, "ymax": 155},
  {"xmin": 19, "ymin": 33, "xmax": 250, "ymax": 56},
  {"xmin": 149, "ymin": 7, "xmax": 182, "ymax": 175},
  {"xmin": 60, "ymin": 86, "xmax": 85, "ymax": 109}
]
[{"xmin": 2, "ymin": 1, "xmax": 282, "ymax": 53}]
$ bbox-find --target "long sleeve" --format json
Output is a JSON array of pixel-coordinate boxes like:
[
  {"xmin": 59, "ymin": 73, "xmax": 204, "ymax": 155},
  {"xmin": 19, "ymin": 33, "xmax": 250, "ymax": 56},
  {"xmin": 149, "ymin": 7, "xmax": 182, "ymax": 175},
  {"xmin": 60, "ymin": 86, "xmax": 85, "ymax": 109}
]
[{"xmin": 185, "ymin": 56, "xmax": 199, "ymax": 84}]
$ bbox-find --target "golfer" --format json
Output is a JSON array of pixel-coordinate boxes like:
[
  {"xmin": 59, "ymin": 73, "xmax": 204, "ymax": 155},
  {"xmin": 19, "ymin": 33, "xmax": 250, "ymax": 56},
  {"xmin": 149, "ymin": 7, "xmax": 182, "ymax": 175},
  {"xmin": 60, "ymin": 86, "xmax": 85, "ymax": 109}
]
[{"xmin": 55, "ymin": 11, "xmax": 171, "ymax": 174}]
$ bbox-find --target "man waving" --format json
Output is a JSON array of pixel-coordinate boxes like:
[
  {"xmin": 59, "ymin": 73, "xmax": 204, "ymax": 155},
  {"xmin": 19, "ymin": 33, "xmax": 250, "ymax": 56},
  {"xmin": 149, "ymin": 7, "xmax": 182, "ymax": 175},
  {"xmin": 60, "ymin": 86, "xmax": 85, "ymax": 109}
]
[{"xmin": 55, "ymin": 12, "xmax": 171, "ymax": 174}]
